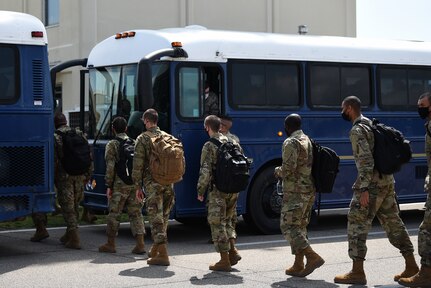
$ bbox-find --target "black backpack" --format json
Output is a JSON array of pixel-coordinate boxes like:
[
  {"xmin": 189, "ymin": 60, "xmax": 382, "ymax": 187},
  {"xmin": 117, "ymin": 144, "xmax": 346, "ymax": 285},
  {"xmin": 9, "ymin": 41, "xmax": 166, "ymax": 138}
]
[
  {"xmin": 209, "ymin": 138, "xmax": 250, "ymax": 193},
  {"xmin": 56, "ymin": 128, "xmax": 91, "ymax": 175},
  {"xmin": 115, "ymin": 137, "xmax": 135, "ymax": 185},
  {"xmin": 363, "ymin": 119, "xmax": 412, "ymax": 175},
  {"xmin": 311, "ymin": 139, "xmax": 340, "ymax": 193}
]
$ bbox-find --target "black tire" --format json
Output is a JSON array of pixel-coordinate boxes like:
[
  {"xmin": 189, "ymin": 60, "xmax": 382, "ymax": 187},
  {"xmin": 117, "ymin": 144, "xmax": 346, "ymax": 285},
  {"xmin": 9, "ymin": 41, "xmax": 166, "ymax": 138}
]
[{"xmin": 244, "ymin": 166, "xmax": 282, "ymax": 234}]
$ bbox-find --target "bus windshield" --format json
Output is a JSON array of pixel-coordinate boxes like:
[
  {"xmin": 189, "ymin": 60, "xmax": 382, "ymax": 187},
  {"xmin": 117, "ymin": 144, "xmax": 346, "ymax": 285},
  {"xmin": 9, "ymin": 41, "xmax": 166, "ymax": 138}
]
[
  {"xmin": 89, "ymin": 64, "xmax": 137, "ymax": 139},
  {"xmin": 88, "ymin": 62, "xmax": 169, "ymax": 139}
]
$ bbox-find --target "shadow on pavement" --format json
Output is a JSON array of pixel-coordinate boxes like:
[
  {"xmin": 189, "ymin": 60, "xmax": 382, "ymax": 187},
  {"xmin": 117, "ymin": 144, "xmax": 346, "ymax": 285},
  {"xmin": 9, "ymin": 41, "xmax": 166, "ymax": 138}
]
[
  {"xmin": 119, "ymin": 265, "xmax": 175, "ymax": 279},
  {"xmin": 190, "ymin": 271, "xmax": 244, "ymax": 285}
]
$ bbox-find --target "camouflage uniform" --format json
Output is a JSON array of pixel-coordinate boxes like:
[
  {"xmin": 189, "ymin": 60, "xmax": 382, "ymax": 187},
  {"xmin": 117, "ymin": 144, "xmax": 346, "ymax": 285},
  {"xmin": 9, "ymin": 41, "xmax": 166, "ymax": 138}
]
[
  {"xmin": 197, "ymin": 132, "xmax": 239, "ymax": 253},
  {"xmin": 347, "ymin": 116, "xmax": 414, "ymax": 261},
  {"xmin": 104, "ymin": 133, "xmax": 144, "ymax": 238},
  {"xmin": 204, "ymin": 91, "xmax": 219, "ymax": 116},
  {"xmin": 275, "ymin": 130, "xmax": 315, "ymax": 254},
  {"xmin": 54, "ymin": 125, "xmax": 92, "ymax": 233},
  {"xmin": 132, "ymin": 126, "xmax": 174, "ymax": 245},
  {"xmin": 420, "ymin": 121, "xmax": 431, "ymax": 267}
]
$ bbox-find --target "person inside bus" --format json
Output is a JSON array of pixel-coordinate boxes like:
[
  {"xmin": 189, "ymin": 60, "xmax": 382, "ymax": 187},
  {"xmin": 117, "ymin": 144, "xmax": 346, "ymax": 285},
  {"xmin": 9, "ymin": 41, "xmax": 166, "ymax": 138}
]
[
  {"xmin": 203, "ymin": 81, "xmax": 219, "ymax": 116},
  {"xmin": 335, "ymin": 95, "xmax": 418, "ymax": 285}
]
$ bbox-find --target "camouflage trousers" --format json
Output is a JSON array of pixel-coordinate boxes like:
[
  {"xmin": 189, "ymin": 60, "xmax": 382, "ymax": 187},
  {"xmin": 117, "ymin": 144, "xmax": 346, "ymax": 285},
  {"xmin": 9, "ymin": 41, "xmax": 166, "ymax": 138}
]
[
  {"xmin": 57, "ymin": 175, "xmax": 85, "ymax": 232},
  {"xmin": 106, "ymin": 182, "xmax": 145, "ymax": 238},
  {"xmin": 280, "ymin": 192, "xmax": 315, "ymax": 254},
  {"xmin": 145, "ymin": 181, "xmax": 175, "ymax": 244},
  {"xmin": 207, "ymin": 189, "xmax": 239, "ymax": 253},
  {"xmin": 418, "ymin": 192, "xmax": 431, "ymax": 266},
  {"xmin": 32, "ymin": 212, "xmax": 47, "ymax": 227},
  {"xmin": 347, "ymin": 183, "xmax": 414, "ymax": 261}
]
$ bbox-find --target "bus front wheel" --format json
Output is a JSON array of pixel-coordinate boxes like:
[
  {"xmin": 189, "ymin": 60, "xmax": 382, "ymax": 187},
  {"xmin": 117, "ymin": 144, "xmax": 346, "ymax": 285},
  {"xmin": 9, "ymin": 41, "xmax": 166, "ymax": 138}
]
[{"xmin": 244, "ymin": 166, "xmax": 282, "ymax": 234}]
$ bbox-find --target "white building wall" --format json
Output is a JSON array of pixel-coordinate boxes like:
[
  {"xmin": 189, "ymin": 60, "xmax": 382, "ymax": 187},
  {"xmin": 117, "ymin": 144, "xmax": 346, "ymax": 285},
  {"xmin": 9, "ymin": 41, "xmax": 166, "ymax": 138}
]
[{"xmin": 0, "ymin": 0, "xmax": 357, "ymax": 113}]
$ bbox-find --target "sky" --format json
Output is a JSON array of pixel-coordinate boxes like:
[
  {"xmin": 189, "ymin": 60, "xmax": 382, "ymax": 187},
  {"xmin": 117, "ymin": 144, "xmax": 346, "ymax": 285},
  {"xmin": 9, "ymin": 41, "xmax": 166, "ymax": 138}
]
[{"xmin": 356, "ymin": 0, "xmax": 431, "ymax": 41}]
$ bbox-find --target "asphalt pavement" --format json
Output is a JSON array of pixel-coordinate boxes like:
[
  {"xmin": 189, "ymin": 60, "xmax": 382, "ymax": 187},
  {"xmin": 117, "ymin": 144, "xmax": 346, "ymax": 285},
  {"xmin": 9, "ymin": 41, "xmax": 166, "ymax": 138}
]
[{"xmin": 0, "ymin": 205, "xmax": 425, "ymax": 288}]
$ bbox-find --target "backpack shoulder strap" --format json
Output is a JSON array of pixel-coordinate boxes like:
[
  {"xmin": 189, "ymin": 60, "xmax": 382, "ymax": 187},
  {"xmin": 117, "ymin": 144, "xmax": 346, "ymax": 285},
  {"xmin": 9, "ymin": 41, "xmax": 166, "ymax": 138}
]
[{"xmin": 209, "ymin": 138, "xmax": 222, "ymax": 148}]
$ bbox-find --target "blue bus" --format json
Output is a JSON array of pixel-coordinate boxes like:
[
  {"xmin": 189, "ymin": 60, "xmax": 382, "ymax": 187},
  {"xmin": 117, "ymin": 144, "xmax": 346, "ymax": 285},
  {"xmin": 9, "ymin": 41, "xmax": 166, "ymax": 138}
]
[
  {"xmin": 54, "ymin": 26, "xmax": 430, "ymax": 234},
  {"xmin": 0, "ymin": 11, "xmax": 55, "ymax": 222}
]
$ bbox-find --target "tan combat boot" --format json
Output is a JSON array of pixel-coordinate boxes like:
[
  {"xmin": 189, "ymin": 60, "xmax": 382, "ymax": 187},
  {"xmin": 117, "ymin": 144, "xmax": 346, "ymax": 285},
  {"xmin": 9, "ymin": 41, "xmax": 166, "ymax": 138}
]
[
  {"xmin": 394, "ymin": 253, "xmax": 419, "ymax": 281},
  {"xmin": 131, "ymin": 234, "xmax": 146, "ymax": 254},
  {"xmin": 334, "ymin": 260, "xmax": 367, "ymax": 285},
  {"xmin": 147, "ymin": 243, "xmax": 170, "ymax": 266},
  {"xmin": 398, "ymin": 265, "xmax": 431, "ymax": 287},
  {"xmin": 148, "ymin": 243, "xmax": 159, "ymax": 258},
  {"xmin": 98, "ymin": 236, "xmax": 116, "ymax": 253},
  {"xmin": 297, "ymin": 246, "xmax": 324, "ymax": 277},
  {"xmin": 285, "ymin": 251, "xmax": 304, "ymax": 276},
  {"xmin": 209, "ymin": 252, "xmax": 232, "ymax": 272},
  {"xmin": 60, "ymin": 231, "xmax": 70, "ymax": 244},
  {"xmin": 30, "ymin": 225, "xmax": 49, "ymax": 242},
  {"xmin": 228, "ymin": 238, "xmax": 242, "ymax": 266},
  {"xmin": 65, "ymin": 229, "xmax": 81, "ymax": 250}
]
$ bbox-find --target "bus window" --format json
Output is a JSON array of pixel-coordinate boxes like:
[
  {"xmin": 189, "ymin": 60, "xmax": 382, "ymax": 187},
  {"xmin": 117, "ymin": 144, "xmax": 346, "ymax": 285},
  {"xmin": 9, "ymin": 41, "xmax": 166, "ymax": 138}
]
[
  {"xmin": 310, "ymin": 64, "xmax": 371, "ymax": 108},
  {"xmin": 379, "ymin": 68, "xmax": 408, "ymax": 108},
  {"xmin": 230, "ymin": 61, "xmax": 300, "ymax": 108},
  {"xmin": 0, "ymin": 46, "xmax": 19, "ymax": 104},
  {"xmin": 179, "ymin": 67, "xmax": 201, "ymax": 118},
  {"xmin": 407, "ymin": 69, "xmax": 431, "ymax": 105},
  {"xmin": 89, "ymin": 66, "xmax": 121, "ymax": 138},
  {"xmin": 310, "ymin": 65, "xmax": 340, "ymax": 108},
  {"xmin": 266, "ymin": 63, "xmax": 300, "ymax": 106}
]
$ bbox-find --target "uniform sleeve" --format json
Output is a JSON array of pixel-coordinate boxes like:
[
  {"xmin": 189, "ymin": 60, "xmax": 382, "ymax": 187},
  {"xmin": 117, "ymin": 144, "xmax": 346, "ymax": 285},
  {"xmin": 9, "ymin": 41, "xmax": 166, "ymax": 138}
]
[
  {"xmin": 275, "ymin": 139, "xmax": 298, "ymax": 184},
  {"xmin": 104, "ymin": 140, "xmax": 117, "ymax": 188},
  {"xmin": 53, "ymin": 133, "xmax": 62, "ymax": 186},
  {"xmin": 197, "ymin": 142, "xmax": 214, "ymax": 196},
  {"xmin": 132, "ymin": 134, "xmax": 150, "ymax": 189},
  {"xmin": 350, "ymin": 127, "xmax": 374, "ymax": 189}
]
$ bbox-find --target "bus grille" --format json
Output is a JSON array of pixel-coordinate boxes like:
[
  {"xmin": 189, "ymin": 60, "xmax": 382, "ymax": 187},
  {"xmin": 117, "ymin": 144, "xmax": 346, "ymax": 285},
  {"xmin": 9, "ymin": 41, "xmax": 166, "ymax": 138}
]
[
  {"xmin": 0, "ymin": 195, "xmax": 29, "ymax": 212},
  {"xmin": 0, "ymin": 146, "xmax": 45, "ymax": 187}
]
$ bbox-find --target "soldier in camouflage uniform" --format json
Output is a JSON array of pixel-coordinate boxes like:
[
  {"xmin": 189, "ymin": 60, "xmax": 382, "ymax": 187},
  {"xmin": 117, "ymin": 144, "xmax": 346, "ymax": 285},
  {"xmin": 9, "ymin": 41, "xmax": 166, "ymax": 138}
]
[
  {"xmin": 132, "ymin": 108, "xmax": 174, "ymax": 266},
  {"xmin": 398, "ymin": 92, "xmax": 431, "ymax": 287},
  {"xmin": 203, "ymin": 82, "xmax": 219, "ymax": 116},
  {"xmin": 335, "ymin": 96, "xmax": 418, "ymax": 285},
  {"xmin": 197, "ymin": 115, "xmax": 240, "ymax": 272},
  {"xmin": 98, "ymin": 117, "xmax": 145, "ymax": 255},
  {"xmin": 30, "ymin": 212, "xmax": 49, "ymax": 242},
  {"xmin": 274, "ymin": 114, "xmax": 324, "ymax": 277},
  {"xmin": 219, "ymin": 115, "xmax": 241, "ymax": 265},
  {"xmin": 54, "ymin": 112, "xmax": 92, "ymax": 250}
]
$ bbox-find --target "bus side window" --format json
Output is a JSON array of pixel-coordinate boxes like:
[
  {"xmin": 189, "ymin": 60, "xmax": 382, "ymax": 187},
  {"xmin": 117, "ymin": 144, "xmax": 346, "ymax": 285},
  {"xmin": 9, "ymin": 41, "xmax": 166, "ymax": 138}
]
[{"xmin": 179, "ymin": 67, "xmax": 201, "ymax": 118}]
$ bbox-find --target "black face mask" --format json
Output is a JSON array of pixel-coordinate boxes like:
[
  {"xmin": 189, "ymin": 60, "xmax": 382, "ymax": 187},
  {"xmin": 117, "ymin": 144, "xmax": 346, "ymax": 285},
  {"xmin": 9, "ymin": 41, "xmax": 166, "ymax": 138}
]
[
  {"xmin": 418, "ymin": 106, "xmax": 430, "ymax": 119},
  {"xmin": 341, "ymin": 111, "xmax": 350, "ymax": 122}
]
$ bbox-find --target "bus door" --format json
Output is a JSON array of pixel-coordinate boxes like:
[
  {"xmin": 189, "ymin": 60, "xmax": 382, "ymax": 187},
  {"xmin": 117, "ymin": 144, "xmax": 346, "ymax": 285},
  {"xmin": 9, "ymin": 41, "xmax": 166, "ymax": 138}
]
[{"xmin": 169, "ymin": 63, "xmax": 223, "ymax": 219}]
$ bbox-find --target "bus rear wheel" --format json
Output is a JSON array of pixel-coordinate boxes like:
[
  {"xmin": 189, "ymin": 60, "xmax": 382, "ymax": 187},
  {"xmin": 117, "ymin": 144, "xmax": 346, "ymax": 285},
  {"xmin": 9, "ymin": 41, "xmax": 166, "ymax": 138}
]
[{"xmin": 244, "ymin": 165, "xmax": 282, "ymax": 234}]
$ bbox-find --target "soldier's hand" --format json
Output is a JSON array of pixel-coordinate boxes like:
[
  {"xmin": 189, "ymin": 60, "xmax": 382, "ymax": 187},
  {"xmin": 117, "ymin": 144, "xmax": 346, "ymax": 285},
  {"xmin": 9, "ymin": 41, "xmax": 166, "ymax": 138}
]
[
  {"xmin": 106, "ymin": 188, "xmax": 112, "ymax": 200},
  {"xmin": 424, "ymin": 175, "xmax": 430, "ymax": 193},
  {"xmin": 360, "ymin": 190, "xmax": 369, "ymax": 207},
  {"xmin": 197, "ymin": 195, "xmax": 204, "ymax": 202}
]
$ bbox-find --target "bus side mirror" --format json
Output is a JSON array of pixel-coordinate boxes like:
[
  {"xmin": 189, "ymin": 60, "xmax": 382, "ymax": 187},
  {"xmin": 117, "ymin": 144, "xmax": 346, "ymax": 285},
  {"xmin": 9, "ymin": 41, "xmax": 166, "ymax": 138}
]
[{"xmin": 137, "ymin": 59, "xmax": 154, "ymax": 110}]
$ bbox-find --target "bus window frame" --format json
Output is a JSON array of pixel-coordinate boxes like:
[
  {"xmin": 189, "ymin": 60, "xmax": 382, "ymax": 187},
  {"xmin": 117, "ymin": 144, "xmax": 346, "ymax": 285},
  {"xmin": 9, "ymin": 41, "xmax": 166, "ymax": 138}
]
[
  {"xmin": 307, "ymin": 62, "xmax": 373, "ymax": 111},
  {"xmin": 227, "ymin": 59, "xmax": 303, "ymax": 110},
  {"xmin": 175, "ymin": 62, "xmax": 224, "ymax": 122},
  {"xmin": 377, "ymin": 64, "xmax": 431, "ymax": 111},
  {"xmin": 0, "ymin": 44, "xmax": 20, "ymax": 105}
]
